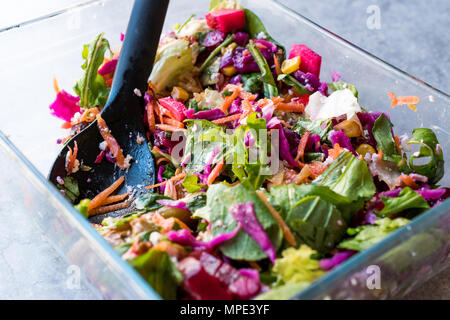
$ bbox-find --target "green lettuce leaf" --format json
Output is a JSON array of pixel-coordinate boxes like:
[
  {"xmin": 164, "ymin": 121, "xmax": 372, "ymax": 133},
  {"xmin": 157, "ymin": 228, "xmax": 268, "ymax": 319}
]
[
  {"xmin": 378, "ymin": 187, "xmax": 430, "ymax": 217},
  {"xmin": 277, "ymin": 74, "xmax": 310, "ymax": 95},
  {"xmin": 338, "ymin": 217, "xmax": 410, "ymax": 251},
  {"xmin": 408, "ymin": 128, "xmax": 444, "ymax": 185},
  {"xmin": 242, "ymin": 73, "xmax": 263, "ymax": 94},
  {"xmin": 286, "ymin": 196, "xmax": 347, "ymax": 253},
  {"xmin": 134, "ymin": 193, "xmax": 171, "ymax": 211},
  {"xmin": 128, "ymin": 249, "xmax": 183, "ymax": 300},
  {"xmin": 247, "ymin": 41, "xmax": 278, "ymax": 98},
  {"xmin": 292, "ymin": 118, "xmax": 332, "ymax": 140},
  {"xmin": 182, "ymin": 174, "xmax": 206, "ymax": 193},
  {"xmin": 313, "ymin": 151, "xmax": 376, "ymax": 202},
  {"xmin": 205, "ymin": 183, "xmax": 283, "ymax": 261},
  {"xmin": 73, "ymin": 33, "xmax": 111, "ymax": 108}
]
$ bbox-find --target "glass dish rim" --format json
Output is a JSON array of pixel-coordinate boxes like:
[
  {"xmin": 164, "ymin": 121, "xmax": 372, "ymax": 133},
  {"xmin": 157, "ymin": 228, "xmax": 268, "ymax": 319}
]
[{"xmin": 0, "ymin": 0, "xmax": 448, "ymax": 300}]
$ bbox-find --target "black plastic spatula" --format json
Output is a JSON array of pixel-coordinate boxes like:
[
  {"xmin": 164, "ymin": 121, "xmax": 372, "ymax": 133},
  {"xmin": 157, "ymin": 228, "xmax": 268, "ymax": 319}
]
[{"xmin": 49, "ymin": 0, "xmax": 169, "ymax": 222}]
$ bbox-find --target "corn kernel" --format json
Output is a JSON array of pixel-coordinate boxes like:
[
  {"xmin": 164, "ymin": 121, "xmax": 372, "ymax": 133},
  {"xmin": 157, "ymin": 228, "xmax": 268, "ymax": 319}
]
[
  {"xmin": 171, "ymin": 86, "xmax": 189, "ymax": 102},
  {"xmin": 281, "ymin": 56, "xmax": 301, "ymax": 74},
  {"xmin": 222, "ymin": 65, "xmax": 237, "ymax": 77},
  {"xmin": 333, "ymin": 120, "xmax": 362, "ymax": 138},
  {"xmin": 221, "ymin": 42, "xmax": 237, "ymax": 55},
  {"xmin": 356, "ymin": 144, "xmax": 376, "ymax": 157}
]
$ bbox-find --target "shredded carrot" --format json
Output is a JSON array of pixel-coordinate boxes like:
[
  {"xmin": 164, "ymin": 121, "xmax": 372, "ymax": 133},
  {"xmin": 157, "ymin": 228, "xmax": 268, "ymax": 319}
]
[
  {"xmin": 162, "ymin": 117, "xmax": 185, "ymax": 128},
  {"xmin": 147, "ymin": 100, "xmax": 156, "ymax": 132},
  {"xmin": 66, "ymin": 141, "xmax": 78, "ymax": 175},
  {"xmin": 153, "ymin": 101, "xmax": 164, "ymax": 124},
  {"xmin": 397, "ymin": 174, "xmax": 419, "ymax": 189},
  {"xmin": 388, "ymin": 91, "xmax": 420, "ymax": 108},
  {"xmin": 377, "ymin": 148, "xmax": 384, "ymax": 161},
  {"xmin": 89, "ymin": 200, "xmax": 131, "ymax": 216},
  {"xmin": 207, "ymin": 158, "xmax": 225, "ymax": 186},
  {"xmin": 239, "ymin": 91, "xmax": 258, "ymax": 101},
  {"xmin": 173, "ymin": 218, "xmax": 192, "ymax": 232},
  {"xmin": 164, "ymin": 179, "xmax": 178, "ymax": 200},
  {"xmin": 145, "ymin": 173, "xmax": 187, "ymax": 189},
  {"xmin": 220, "ymin": 87, "xmax": 240, "ymax": 113},
  {"xmin": 394, "ymin": 135, "xmax": 402, "ymax": 154},
  {"xmin": 279, "ymin": 120, "xmax": 293, "ymax": 128},
  {"xmin": 249, "ymin": 261, "xmax": 261, "ymax": 271},
  {"xmin": 275, "ymin": 102, "xmax": 305, "ymax": 113},
  {"xmin": 273, "ymin": 54, "xmax": 282, "ymax": 77},
  {"xmin": 156, "ymin": 157, "xmax": 171, "ymax": 165},
  {"xmin": 102, "ymin": 193, "xmax": 129, "ymax": 206},
  {"xmin": 61, "ymin": 121, "xmax": 72, "ymax": 129},
  {"xmin": 159, "ymin": 104, "xmax": 176, "ymax": 119},
  {"xmin": 155, "ymin": 124, "xmax": 187, "ymax": 133},
  {"xmin": 295, "ymin": 131, "xmax": 310, "ymax": 163},
  {"xmin": 78, "ymin": 107, "xmax": 100, "ymax": 123},
  {"xmin": 96, "ymin": 114, "xmax": 129, "ymax": 170},
  {"xmin": 53, "ymin": 77, "xmax": 60, "ymax": 94},
  {"xmin": 270, "ymin": 97, "xmax": 284, "ymax": 105},
  {"xmin": 328, "ymin": 143, "xmax": 345, "ymax": 160},
  {"xmin": 256, "ymin": 191, "xmax": 297, "ymax": 247},
  {"xmin": 308, "ymin": 161, "xmax": 328, "ymax": 178},
  {"xmin": 88, "ymin": 176, "xmax": 125, "ymax": 214},
  {"xmin": 212, "ymin": 113, "xmax": 242, "ymax": 124}
]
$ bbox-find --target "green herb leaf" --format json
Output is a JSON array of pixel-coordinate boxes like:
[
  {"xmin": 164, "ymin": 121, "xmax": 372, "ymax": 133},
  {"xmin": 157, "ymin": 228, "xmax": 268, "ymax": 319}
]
[
  {"xmin": 292, "ymin": 118, "xmax": 332, "ymax": 140},
  {"xmin": 205, "ymin": 183, "xmax": 283, "ymax": 261},
  {"xmin": 128, "ymin": 249, "xmax": 183, "ymax": 300},
  {"xmin": 241, "ymin": 73, "xmax": 263, "ymax": 94},
  {"xmin": 378, "ymin": 187, "xmax": 430, "ymax": 217},
  {"xmin": 338, "ymin": 218, "xmax": 410, "ymax": 251},
  {"xmin": 372, "ymin": 114, "xmax": 401, "ymax": 162},
  {"xmin": 408, "ymin": 128, "xmax": 444, "ymax": 185},
  {"xmin": 57, "ymin": 176, "xmax": 80, "ymax": 203},
  {"xmin": 73, "ymin": 33, "xmax": 111, "ymax": 108},
  {"xmin": 200, "ymin": 34, "xmax": 235, "ymax": 72},
  {"xmin": 247, "ymin": 41, "xmax": 278, "ymax": 98}
]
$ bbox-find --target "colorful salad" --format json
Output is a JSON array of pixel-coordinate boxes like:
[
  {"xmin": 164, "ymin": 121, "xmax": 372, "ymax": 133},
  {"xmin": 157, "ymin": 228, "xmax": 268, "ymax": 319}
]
[{"xmin": 49, "ymin": 0, "xmax": 448, "ymax": 300}]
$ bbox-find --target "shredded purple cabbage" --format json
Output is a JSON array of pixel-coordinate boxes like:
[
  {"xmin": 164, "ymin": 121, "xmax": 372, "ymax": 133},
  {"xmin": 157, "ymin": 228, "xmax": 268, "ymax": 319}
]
[
  {"xmin": 157, "ymin": 165, "xmax": 166, "ymax": 193},
  {"xmin": 184, "ymin": 109, "xmax": 195, "ymax": 119},
  {"xmin": 329, "ymin": 131, "xmax": 357, "ymax": 155},
  {"xmin": 283, "ymin": 127, "xmax": 301, "ymax": 158},
  {"xmin": 229, "ymin": 74, "xmax": 243, "ymax": 85},
  {"xmin": 306, "ymin": 134, "xmax": 321, "ymax": 153},
  {"xmin": 229, "ymin": 202, "xmax": 277, "ymax": 264},
  {"xmin": 191, "ymin": 108, "xmax": 226, "ymax": 121},
  {"xmin": 319, "ymin": 250, "xmax": 355, "ymax": 270},
  {"xmin": 233, "ymin": 47, "xmax": 260, "ymax": 74},
  {"xmin": 156, "ymin": 199, "xmax": 189, "ymax": 211},
  {"xmin": 166, "ymin": 225, "xmax": 240, "ymax": 250},
  {"xmin": 220, "ymin": 49, "xmax": 234, "ymax": 70},
  {"xmin": 416, "ymin": 188, "xmax": 447, "ymax": 200},
  {"xmin": 153, "ymin": 129, "xmax": 179, "ymax": 154},
  {"xmin": 228, "ymin": 97, "xmax": 242, "ymax": 115}
]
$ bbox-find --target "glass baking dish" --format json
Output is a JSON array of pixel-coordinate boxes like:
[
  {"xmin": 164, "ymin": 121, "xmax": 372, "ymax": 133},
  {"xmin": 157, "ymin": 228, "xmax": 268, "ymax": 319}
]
[{"xmin": 0, "ymin": 0, "xmax": 448, "ymax": 300}]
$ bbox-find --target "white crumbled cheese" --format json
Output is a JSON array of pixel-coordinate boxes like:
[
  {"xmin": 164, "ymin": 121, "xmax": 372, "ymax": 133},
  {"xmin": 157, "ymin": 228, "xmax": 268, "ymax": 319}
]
[
  {"xmin": 365, "ymin": 153, "xmax": 401, "ymax": 190},
  {"xmin": 123, "ymin": 154, "xmax": 133, "ymax": 169},
  {"xmin": 99, "ymin": 141, "xmax": 108, "ymax": 151},
  {"xmin": 56, "ymin": 176, "xmax": 64, "ymax": 185},
  {"xmin": 133, "ymin": 88, "xmax": 142, "ymax": 97},
  {"xmin": 150, "ymin": 232, "xmax": 163, "ymax": 246},
  {"xmin": 399, "ymin": 134, "xmax": 412, "ymax": 152},
  {"xmin": 256, "ymin": 31, "xmax": 267, "ymax": 40},
  {"xmin": 70, "ymin": 112, "xmax": 81, "ymax": 123},
  {"xmin": 305, "ymin": 89, "xmax": 362, "ymax": 121}
]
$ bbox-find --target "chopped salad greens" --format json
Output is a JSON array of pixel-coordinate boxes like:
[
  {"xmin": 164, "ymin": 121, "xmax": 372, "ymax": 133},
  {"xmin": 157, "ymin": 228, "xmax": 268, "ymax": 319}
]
[{"xmin": 49, "ymin": 0, "xmax": 448, "ymax": 300}]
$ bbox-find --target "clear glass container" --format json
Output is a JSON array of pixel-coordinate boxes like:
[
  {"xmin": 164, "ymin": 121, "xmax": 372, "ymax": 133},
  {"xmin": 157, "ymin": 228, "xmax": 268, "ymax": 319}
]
[{"xmin": 0, "ymin": 0, "xmax": 448, "ymax": 299}]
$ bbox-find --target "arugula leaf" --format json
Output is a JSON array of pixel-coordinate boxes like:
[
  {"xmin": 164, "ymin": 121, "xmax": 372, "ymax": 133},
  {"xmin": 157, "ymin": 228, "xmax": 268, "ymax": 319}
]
[
  {"xmin": 313, "ymin": 151, "xmax": 376, "ymax": 202},
  {"xmin": 286, "ymin": 196, "xmax": 347, "ymax": 253},
  {"xmin": 128, "ymin": 249, "xmax": 183, "ymax": 300},
  {"xmin": 134, "ymin": 193, "xmax": 171, "ymax": 211},
  {"xmin": 102, "ymin": 211, "xmax": 142, "ymax": 228},
  {"xmin": 73, "ymin": 33, "xmax": 111, "ymax": 108},
  {"xmin": 247, "ymin": 41, "xmax": 278, "ymax": 98},
  {"xmin": 408, "ymin": 128, "xmax": 444, "ymax": 185},
  {"xmin": 277, "ymin": 74, "xmax": 310, "ymax": 95},
  {"xmin": 205, "ymin": 183, "xmax": 283, "ymax": 261},
  {"xmin": 241, "ymin": 73, "xmax": 263, "ymax": 93},
  {"xmin": 372, "ymin": 114, "xmax": 401, "ymax": 162},
  {"xmin": 268, "ymin": 183, "xmax": 362, "ymax": 223},
  {"xmin": 327, "ymin": 81, "xmax": 358, "ymax": 98},
  {"xmin": 378, "ymin": 187, "xmax": 430, "ymax": 217},
  {"xmin": 338, "ymin": 217, "xmax": 410, "ymax": 251},
  {"xmin": 292, "ymin": 118, "xmax": 332, "ymax": 140},
  {"xmin": 243, "ymin": 9, "xmax": 285, "ymax": 54},
  {"xmin": 57, "ymin": 176, "xmax": 80, "ymax": 203}
]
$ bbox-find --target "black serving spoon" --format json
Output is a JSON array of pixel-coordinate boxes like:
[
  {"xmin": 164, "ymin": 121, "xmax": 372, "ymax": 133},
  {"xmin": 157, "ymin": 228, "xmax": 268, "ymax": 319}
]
[{"xmin": 49, "ymin": 0, "xmax": 169, "ymax": 223}]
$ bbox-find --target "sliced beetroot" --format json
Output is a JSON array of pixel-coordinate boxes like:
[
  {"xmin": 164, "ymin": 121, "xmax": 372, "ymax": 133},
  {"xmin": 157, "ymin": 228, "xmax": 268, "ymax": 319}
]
[
  {"xmin": 203, "ymin": 30, "xmax": 226, "ymax": 47},
  {"xmin": 289, "ymin": 44, "xmax": 322, "ymax": 78},
  {"xmin": 234, "ymin": 31, "xmax": 249, "ymax": 46},
  {"xmin": 206, "ymin": 9, "xmax": 246, "ymax": 33},
  {"xmin": 219, "ymin": 49, "xmax": 234, "ymax": 69}
]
